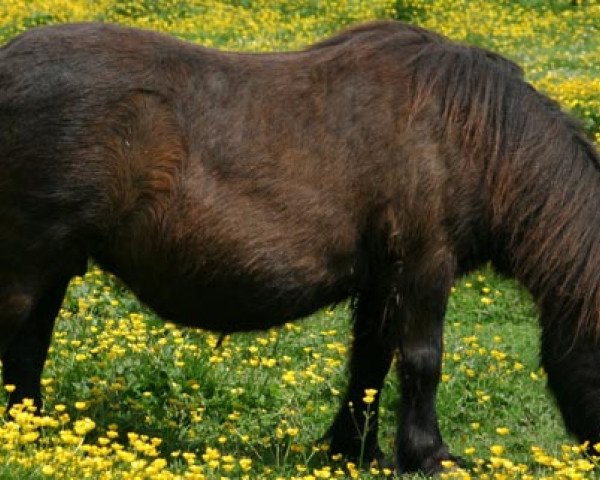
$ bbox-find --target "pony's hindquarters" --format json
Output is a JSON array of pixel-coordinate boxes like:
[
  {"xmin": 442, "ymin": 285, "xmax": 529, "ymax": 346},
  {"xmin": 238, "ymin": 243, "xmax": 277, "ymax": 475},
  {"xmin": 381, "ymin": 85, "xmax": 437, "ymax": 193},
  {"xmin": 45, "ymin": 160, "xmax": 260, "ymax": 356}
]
[{"xmin": 0, "ymin": 39, "xmax": 99, "ymax": 408}]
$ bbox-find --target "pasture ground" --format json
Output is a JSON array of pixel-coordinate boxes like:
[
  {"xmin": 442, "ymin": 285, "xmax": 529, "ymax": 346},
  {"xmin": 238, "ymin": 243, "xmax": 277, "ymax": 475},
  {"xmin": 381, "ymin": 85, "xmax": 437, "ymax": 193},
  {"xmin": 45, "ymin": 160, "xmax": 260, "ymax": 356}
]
[{"xmin": 0, "ymin": 1, "xmax": 599, "ymax": 478}]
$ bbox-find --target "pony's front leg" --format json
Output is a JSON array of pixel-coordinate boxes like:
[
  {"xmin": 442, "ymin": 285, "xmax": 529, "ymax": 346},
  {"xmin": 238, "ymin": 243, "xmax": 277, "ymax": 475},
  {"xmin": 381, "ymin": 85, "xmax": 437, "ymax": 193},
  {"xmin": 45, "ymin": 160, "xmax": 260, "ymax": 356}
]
[
  {"xmin": 541, "ymin": 311, "xmax": 600, "ymax": 446},
  {"xmin": 396, "ymin": 264, "xmax": 461, "ymax": 474},
  {"xmin": 324, "ymin": 279, "xmax": 396, "ymax": 466}
]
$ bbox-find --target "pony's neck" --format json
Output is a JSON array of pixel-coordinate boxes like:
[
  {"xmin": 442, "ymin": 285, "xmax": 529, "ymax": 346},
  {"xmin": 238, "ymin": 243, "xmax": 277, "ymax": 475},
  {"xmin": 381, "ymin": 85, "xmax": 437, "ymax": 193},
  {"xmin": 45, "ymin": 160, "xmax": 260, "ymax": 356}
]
[{"xmin": 489, "ymin": 129, "xmax": 600, "ymax": 332}]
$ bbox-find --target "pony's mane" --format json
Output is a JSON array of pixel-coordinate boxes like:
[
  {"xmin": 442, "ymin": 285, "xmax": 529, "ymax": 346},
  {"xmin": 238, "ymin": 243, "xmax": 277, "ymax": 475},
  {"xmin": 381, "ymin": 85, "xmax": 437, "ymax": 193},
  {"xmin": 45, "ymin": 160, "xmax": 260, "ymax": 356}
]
[
  {"xmin": 393, "ymin": 24, "xmax": 600, "ymax": 335},
  {"xmin": 309, "ymin": 21, "xmax": 524, "ymax": 77},
  {"xmin": 321, "ymin": 21, "xmax": 600, "ymax": 336}
]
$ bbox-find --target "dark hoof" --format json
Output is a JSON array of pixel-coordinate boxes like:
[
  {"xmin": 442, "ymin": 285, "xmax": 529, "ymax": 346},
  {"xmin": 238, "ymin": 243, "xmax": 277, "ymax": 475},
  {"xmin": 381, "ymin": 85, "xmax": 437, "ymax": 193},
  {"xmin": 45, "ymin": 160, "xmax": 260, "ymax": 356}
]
[
  {"xmin": 422, "ymin": 453, "xmax": 466, "ymax": 476},
  {"xmin": 398, "ymin": 446, "xmax": 465, "ymax": 475},
  {"xmin": 371, "ymin": 453, "xmax": 395, "ymax": 471}
]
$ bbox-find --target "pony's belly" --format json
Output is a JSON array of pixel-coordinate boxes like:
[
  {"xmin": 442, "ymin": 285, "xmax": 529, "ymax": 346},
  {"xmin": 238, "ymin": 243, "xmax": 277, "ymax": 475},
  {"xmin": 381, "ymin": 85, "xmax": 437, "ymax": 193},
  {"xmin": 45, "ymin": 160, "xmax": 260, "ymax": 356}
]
[
  {"xmin": 98, "ymin": 173, "xmax": 360, "ymax": 332},
  {"xmin": 133, "ymin": 267, "xmax": 353, "ymax": 333}
]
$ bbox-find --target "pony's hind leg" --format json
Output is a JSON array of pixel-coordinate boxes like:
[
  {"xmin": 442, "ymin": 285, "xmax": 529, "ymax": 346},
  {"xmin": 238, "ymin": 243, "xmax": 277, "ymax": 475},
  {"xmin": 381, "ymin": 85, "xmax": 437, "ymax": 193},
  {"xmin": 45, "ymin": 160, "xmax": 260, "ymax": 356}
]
[
  {"xmin": 395, "ymin": 254, "xmax": 461, "ymax": 474},
  {"xmin": 324, "ymin": 275, "xmax": 396, "ymax": 465},
  {"xmin": 1, "ymin": 278, "xmax": 70, "ymax": 410},
  {"xmin": 0, "ymin": 287, "xmax": 35, "ymax": 356},
  {"xmin": 0, "ymin": 260, "xmax": 75, "ymax": 410}
]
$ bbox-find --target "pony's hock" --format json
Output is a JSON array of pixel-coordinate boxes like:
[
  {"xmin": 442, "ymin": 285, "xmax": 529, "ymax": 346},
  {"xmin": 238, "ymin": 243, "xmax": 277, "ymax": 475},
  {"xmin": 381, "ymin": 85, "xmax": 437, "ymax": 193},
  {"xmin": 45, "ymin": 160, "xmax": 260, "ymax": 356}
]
[{"xmin": 1, "ymin": 20, "xmax": 599, "ymax": 474}]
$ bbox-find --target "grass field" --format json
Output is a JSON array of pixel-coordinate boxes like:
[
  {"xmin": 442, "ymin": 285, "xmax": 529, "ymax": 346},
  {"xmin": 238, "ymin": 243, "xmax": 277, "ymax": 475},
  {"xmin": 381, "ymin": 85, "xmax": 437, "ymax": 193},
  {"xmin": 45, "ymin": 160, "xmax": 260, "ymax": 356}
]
[{"xmin": 0, "ymin": 1, "xmax": 599, "ymax": 478}]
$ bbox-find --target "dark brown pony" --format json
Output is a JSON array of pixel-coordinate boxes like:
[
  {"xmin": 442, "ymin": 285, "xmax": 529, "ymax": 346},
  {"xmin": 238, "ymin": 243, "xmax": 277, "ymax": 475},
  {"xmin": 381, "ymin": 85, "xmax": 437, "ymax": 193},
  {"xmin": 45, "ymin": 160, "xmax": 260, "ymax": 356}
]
[{"xmin": 1, "ymin": 20, "xmax": 599, "ymax": 474}]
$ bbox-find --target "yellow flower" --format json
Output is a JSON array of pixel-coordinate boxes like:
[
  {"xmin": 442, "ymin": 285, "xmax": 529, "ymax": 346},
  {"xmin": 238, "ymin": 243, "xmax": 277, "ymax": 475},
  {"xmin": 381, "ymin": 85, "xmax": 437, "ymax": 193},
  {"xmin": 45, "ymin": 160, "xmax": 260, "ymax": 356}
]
[
  {"xmin": 21, "ymin": 431, "xmax": 40, "ymax": 443},
  {"xmin": 202, "ymin": 447, "xmax": 220, "ymax": 462},
  {"xmin": 363, "ymin": 388, "xmax": 377, "ymax": 404},
  {"xmin": 282, "ymin": 370, "xmax": 297, "ymax": 385},
  {"xmin": 73, "ymin": 418, "xmax": 96, "ymax": 436},
  {"xmin": 239, "ymin": 458, "xmax": 252, "ymax": 472},
  {"xmin": 490, "ymin": 445, "xmax": 505, "ymax": 455},
  {"xmin": 41, "ymin": 465, "xmax": 55, "ymax": 475},
  {"xmin": 514, "ymin": 362, "xmax": 524, "ymax": 371}
]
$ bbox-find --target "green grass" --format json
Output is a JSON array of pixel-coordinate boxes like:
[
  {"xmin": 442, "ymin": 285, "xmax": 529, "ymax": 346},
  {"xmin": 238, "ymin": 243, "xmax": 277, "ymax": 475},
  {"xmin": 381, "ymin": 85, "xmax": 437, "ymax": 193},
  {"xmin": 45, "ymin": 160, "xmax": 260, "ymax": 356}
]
[{"xmin": 7, "ymin": 265, "xmax": 573, "ymax": 478}]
